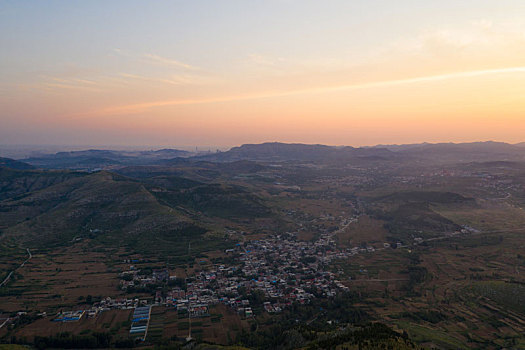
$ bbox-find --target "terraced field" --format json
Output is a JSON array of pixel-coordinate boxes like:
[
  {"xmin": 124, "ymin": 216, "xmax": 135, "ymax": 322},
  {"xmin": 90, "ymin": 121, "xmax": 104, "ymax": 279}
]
[{"xmin": 146, "ymin": 306, "xmax": 165, "ymax": 342}]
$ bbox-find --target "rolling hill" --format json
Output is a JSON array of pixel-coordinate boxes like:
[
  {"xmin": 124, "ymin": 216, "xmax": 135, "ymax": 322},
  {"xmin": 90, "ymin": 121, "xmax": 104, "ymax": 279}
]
[
  {"xmin": 0, "ymin": 157, "xmax": 34, "ymax": 170},
  {"xmin": 367, "ymin": 191, "xmax": 476, "ymax": 242},
  {"xmin": 0, "ymin": 168, "xmax": 274, "ymax": 257}
]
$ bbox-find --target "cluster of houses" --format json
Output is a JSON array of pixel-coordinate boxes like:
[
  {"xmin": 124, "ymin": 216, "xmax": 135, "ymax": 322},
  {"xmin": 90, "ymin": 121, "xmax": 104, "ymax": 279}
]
[
  {"xmin": 118, "ymin": 224, "xmax": 359, "ymax": 317},
  {"xmin": 114, "ymin": 215, "xmax": 442, "ymax": 320},
  {"xmin": 51, "ymin": 297, "xmax": 150, "ymax": 323},
  {"xmin": 119, "ymin": 266, "xmax": 173, "ymax": 290},
  {"xmin": 143, "ymin": 217, "xmax": 476, "ymax": 318},
  {"xmin": 98, "ymin": 297, "xmax": 149, "ymax": 309},
  {"xmin": 53, "ymin": 310, "xmax": 85, "ymax": 322},
  {"xmin": 47, "ymin": 212, "xmax": 480, "ymax": 333}
]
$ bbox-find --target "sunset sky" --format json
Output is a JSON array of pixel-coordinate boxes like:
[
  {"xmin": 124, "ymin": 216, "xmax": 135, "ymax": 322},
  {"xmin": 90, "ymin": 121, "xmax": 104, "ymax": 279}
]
[{"xmin": 1, "ymin": 0, "xmax": 525, "ymax": 148}]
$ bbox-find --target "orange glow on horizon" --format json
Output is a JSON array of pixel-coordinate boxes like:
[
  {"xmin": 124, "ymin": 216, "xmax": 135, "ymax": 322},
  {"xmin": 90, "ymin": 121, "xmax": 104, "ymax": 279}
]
[{"xmin": 2, "ymin": 3, "xmax": 525, "ymax": 147}]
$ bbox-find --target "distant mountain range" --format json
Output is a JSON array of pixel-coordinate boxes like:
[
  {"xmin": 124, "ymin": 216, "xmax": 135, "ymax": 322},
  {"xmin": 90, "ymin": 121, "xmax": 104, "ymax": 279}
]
[
  {"xmin": 378, "ymin": 141, "xmax": 525, "ymax": 162},
  {"xmin": 373, "ymin": 141, "xmax": 522, "ymax": 152},
  {"xmin": 1, "ymin": 139, "xmax": 525, "ymax": 259},
  {"xmin": 175, "ymin": 141, "xmax": 525, "ymax": 164},
  {"xmin": 195, "ymin": 142, "xmax": 395, "ymax": 162},
  {"xmin": 21, "ymin": 148, "xmax": 193, "ymax": 170},
  {"xmin": 3, "ymin": 141, "xmax": 524, "ymax": 170}
]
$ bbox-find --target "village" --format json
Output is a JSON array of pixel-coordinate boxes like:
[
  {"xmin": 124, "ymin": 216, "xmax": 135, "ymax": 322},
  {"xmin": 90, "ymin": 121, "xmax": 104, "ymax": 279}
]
[
  {"xmin": 46, "ymin": 218, "xmax": 367, "ymax": 338},
  {"xmin": 116, "ymin": 221, "xmax": 357, "ymax": 319},
  {"xmin": 43, "ymin": 214, "xmax": 478, "ymax": 343}
]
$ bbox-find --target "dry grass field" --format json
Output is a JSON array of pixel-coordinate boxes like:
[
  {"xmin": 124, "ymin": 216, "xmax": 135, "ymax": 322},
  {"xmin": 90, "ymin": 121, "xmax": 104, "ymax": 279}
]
[
  {"xmin": 333, "ymin": 227, "xmax": 525, "ymax": 349},
  {"xmin": 150, "ymin": 304, "xmax": 249, "ymax": 345},
  {"xmin": 335, "ymin": 215, "xmax": 389, "ymax": 247},
  {"xmin": 11, "ymin": 309, "xmax": 132, "ymax": 341},
  {"xmin": 0, "ymin": 242, "xmax": 146, "ymax": 313}
]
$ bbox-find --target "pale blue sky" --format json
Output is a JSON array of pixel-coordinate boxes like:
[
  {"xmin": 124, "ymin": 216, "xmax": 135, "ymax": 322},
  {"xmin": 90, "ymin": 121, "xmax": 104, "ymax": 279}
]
[{"xmin": 2, "ymin": 1, "xmax": 522, "ymax": 73}]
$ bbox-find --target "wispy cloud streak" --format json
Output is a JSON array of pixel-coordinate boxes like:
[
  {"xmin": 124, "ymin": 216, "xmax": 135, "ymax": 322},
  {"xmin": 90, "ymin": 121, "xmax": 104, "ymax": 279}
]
[
  {"xmin": 142, "ymin": 54, "xmax": 196, "ymax": 70},
  {"xmin": 113, "ymin": 49, "xmax": 198, "ymax": 70},
  {"xmin": 83, "ymin": 66, "xmax": 525, "ymax": 116}
]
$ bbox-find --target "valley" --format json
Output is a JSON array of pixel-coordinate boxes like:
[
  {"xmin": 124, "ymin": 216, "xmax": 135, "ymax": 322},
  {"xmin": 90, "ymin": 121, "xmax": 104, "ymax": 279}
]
[{"xmin": 1, "ymin": 142, "xmax": 525, "ymax": 349}]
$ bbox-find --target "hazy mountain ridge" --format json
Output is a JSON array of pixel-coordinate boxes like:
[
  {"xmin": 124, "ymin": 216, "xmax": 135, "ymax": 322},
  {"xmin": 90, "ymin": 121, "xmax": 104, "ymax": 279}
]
[
  {"xmin": 367, "ymin": 141, "xmax": 525, "ymax": 163},
  {"xmin": 195, "ymin": 141, "xmax": 525, "ymax": 163},
  {"xmin": 399, "ymin": 141, "xmax": 522, "ymax": 153},
  {"xmin": 22, "ymin": 148, "xmax": 193, "ymax": 170},
  {"xmin": 195, "ymin": 142, "xmax": 396, "ymax": 162},
  {"xmin": 13, "ymin": 141, "xmax": 525, "ymax": 169},
  {"xmin": 0, "ymin": 157, "xmax": 35, "ymax": 170}
]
